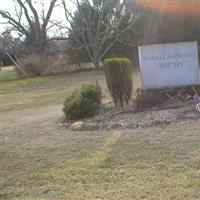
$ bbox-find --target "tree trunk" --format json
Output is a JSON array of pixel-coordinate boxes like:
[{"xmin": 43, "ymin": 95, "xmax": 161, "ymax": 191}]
[
  {"xmin": 26, "ymin": 28, "xmax": 47, "ymax": 54},
  {"xmin": 92, "ymin": 59, "xmax": 100, "ymax": 70}
]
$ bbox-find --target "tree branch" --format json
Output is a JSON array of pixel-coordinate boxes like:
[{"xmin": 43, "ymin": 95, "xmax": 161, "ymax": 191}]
[
  {"xmin": 26, "ymin": 0, "xmax": 39, "ymax": 22},
  {"xmin": 43, "ymin": 0, "xmax": 58, "ymax": 29},
  {"xmin": 15, "ymin": 0, "xmax": 32, "ymax": 26},
  {"xmin": 0, "ymin": 10, "xmax": 28, "ymax": 35}
]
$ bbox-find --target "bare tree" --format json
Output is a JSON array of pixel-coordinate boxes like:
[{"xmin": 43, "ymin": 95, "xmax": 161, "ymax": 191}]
[
  {"xmin": 0, "ymin": 0, "xmax": 58, "ymax": 53},
  {"xmin": 62, "ymin": 0, "xmax": 140, "ymax": 69},
  {"xmin": 0, "ymin": 29, "xmax": 21, "ymax": 54}
]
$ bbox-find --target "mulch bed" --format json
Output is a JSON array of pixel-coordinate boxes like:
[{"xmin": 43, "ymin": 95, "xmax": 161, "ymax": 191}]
[
  {"xmin": 61, "ymin": 85, "xmax": 200, "ymax": 130},
  {"xmin": 134, "ymin": 84, "xmax": 200, "ymax": 108}
]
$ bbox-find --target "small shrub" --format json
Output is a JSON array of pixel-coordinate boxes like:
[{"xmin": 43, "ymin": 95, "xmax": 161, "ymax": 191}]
[
  {"xmin": 134, "ymin": 85, "xmax": 200, "ymax": 109},
  {"xmin": 184, "ymin": 84, "xmax": 200, "ymax": 96},
  {"xmin": 103, "ymin": 58, "xmax": 133, "ymax": 107},
  {"xmin": 63, "ymin": 83, "xmax": 102, "ymax": 120},
  {"xmin": 17, "ymin": 53, "xmax": 69, "ymax": 77}
]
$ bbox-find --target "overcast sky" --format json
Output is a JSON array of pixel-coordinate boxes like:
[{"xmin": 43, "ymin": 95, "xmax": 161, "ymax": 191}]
[{"xmin": 0, "ymin": 0, "xmax": 75, "ymax": 36}]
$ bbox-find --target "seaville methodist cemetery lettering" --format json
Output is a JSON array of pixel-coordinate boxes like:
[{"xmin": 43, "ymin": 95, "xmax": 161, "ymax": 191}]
[
  {"xmin": 138, "ymin": 42, "xmax": 200, "ymax": 89},
  {"xmin": 142, "ymin": 52, "xmax": 196, "ymax": 69}
]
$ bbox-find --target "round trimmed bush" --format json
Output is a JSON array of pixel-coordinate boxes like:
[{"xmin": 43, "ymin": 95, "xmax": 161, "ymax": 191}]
[
  {"xmin": 103, "ymin": 58, "xmax": 133, "ymax": 107},
  {"xmin": 63, "ymin": 83, "xmax": 102, "ymax": 120}
]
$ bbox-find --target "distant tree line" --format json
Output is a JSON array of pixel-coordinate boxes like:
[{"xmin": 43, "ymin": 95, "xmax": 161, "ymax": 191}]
[{"xmin": 0, "ymin": 0, "xmax": 199, "ymax": 69}]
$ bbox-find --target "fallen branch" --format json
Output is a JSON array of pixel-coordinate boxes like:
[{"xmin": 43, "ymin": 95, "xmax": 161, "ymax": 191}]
[{"xmin": 7, "ymin": 53, "xmax": 27, "ymax": 76}]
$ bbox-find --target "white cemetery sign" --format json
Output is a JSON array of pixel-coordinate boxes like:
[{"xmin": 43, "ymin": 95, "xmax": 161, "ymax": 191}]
[{"xmin": 138, "ymin": 42, "xmax": 200, "ymax": 89}]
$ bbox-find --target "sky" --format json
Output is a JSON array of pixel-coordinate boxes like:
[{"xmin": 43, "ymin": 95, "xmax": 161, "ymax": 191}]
[
  {"xmin": 0, "ymin": 0, "xmax": 75, "ymax": 36},
  {"xmin": 1, "ymin": 0, "xmax": 200, "ymax": 37},
  {"xmin": 137, "ymin": 0, "xmax": 200, "ymax": 16}
]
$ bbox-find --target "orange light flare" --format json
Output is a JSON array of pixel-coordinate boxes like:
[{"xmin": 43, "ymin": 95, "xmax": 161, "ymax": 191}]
[{"xmin": 136, "ymin": 0, "xmax": 200, "ymax": 16}]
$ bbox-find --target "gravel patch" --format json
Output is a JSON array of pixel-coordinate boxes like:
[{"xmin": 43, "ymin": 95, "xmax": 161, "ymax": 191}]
[
  {"xmin": 62, "ymin": 102, "xmax": 200, "ymax": 130},
  {"xmin": 105, "ymin": 104, "xmax": 200, "ymax": 129}
]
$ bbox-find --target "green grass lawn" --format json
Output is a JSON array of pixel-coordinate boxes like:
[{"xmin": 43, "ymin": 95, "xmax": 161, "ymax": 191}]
[{"xmin": 1, "ymin": 69, "xmax": 200, "ymax": 200}]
